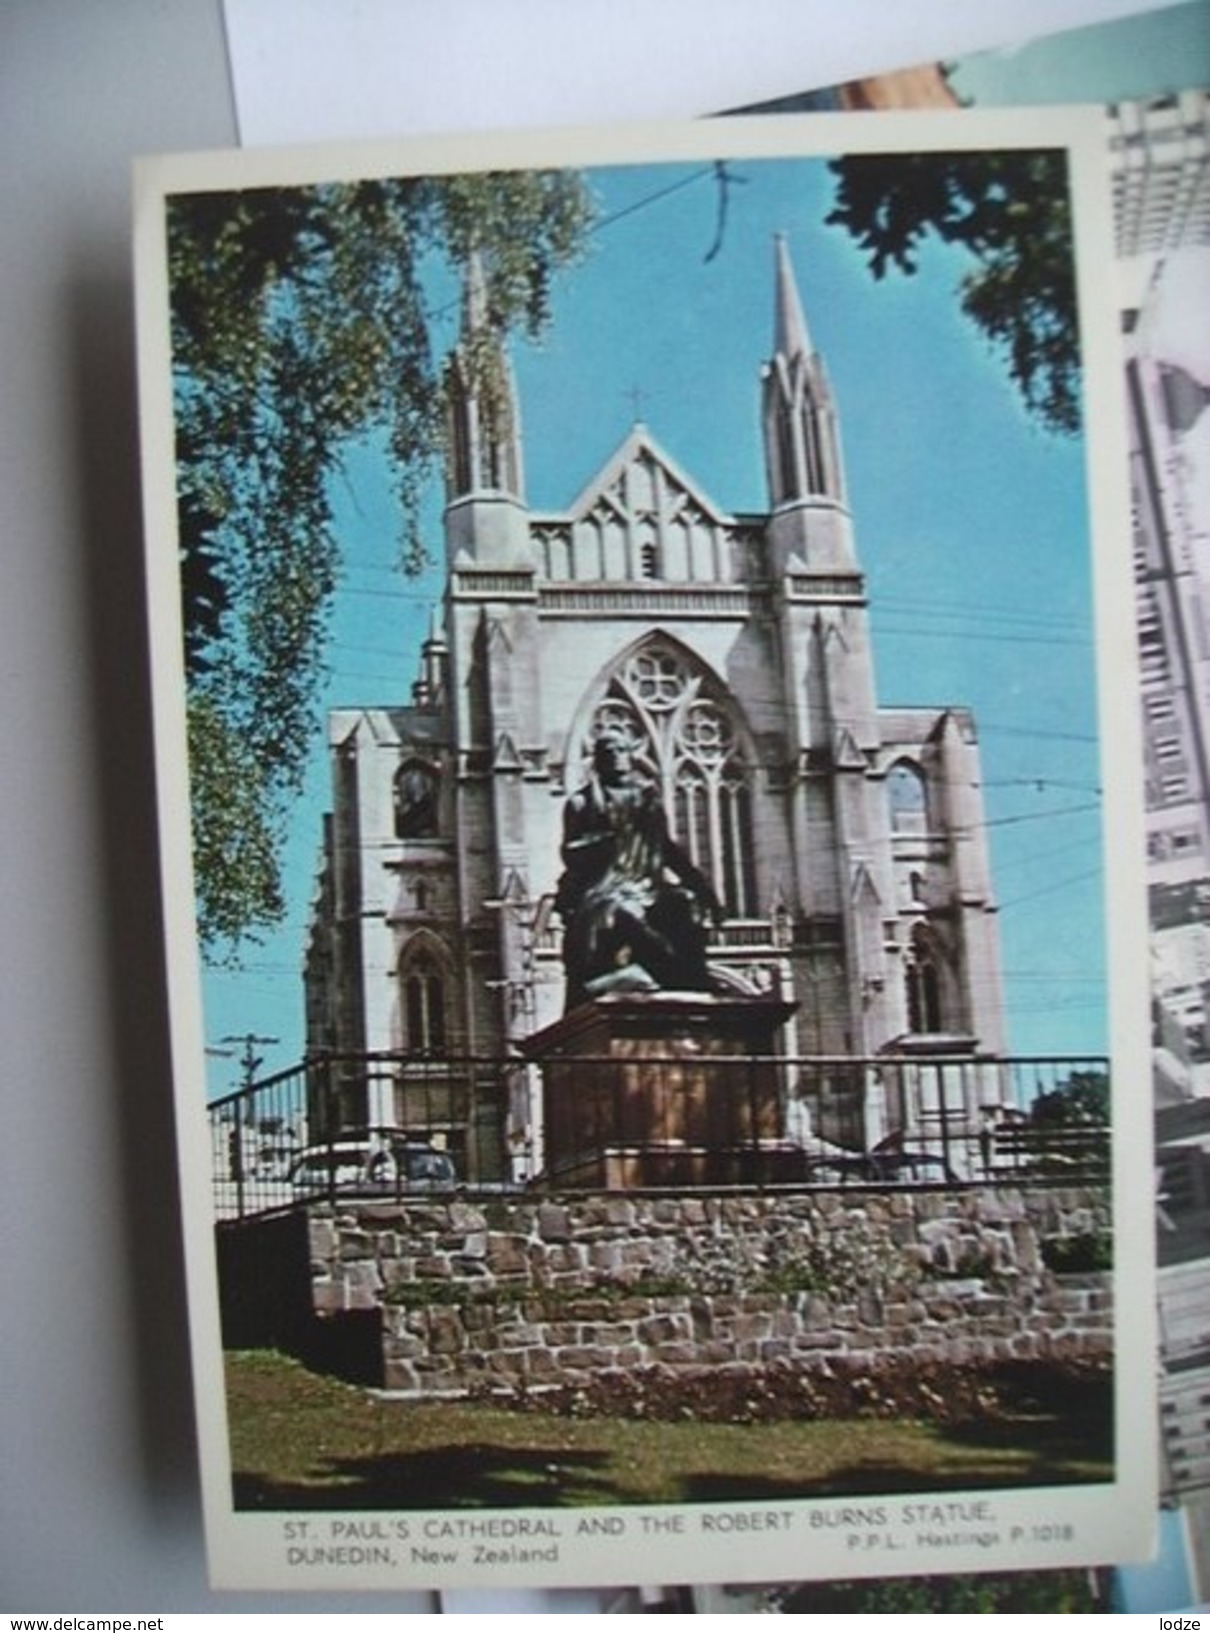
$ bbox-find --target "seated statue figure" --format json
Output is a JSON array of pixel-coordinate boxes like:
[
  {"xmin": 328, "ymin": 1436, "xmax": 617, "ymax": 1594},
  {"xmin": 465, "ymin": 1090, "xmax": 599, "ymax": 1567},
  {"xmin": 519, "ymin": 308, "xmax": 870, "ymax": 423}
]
[{"xmin": 555, "ymin": 731, "xmax": 723, "ymax": 1010}]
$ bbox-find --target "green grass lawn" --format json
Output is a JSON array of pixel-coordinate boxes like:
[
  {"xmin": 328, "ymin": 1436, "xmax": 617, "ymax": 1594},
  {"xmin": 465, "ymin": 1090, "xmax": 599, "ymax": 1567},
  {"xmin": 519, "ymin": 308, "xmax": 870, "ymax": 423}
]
[{"xmin": 227, "ymin": 1351, "xmax": 1113, "ymax": 1511}]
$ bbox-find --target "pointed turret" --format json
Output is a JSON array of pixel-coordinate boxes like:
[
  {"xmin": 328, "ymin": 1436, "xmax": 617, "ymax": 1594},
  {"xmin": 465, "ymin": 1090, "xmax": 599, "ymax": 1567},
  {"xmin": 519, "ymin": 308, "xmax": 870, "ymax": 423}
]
[
  {"xmin": 413, "ymin": 604, "xmax": 448, "ymax": 705},
  {"xmin": 442, "ymin": 252, "xmax": 531, "ymax": 566},
  {"xmin": 761, "ymin": 235, "xmax": 854, "ymax": 573},
  {"xmin": 444, "ymin": 249, "xmax": 524, "ymax": 503}
]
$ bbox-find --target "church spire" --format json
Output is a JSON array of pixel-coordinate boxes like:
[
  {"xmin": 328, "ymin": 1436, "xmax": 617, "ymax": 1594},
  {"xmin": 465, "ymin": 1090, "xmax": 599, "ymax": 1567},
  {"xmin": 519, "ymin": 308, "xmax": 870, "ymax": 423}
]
[
  {"xmin": 443, "ymin": 250, "xmax": 525, "ymax": 506},
  {"xmin": 761, "ymin": 235, "xmax": 845, "ymax": 512},
  {"xmin": 761, "ymin": 236, "xmax": 856, "ymax": 576},
  {"xmin": 773, "ymin": 232, "xmax": 811, "ymax": 362}
]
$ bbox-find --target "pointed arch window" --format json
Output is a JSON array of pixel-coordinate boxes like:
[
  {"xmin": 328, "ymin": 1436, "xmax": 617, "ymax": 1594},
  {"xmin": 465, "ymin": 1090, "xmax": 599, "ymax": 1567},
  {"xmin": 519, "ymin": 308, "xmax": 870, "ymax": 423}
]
[
  {"xmin": 400, "ymin": 941, "xmax": 449, "ymax": 1057},
  {"xmin": 888, "ymin": 760, "xmax": 927, "ymax": 834},
  {"xmin": 443, "ymin": 334, "xmax": 521, "ymax": 500},
  {"xmin": 775, "ymin": 414, "xmax": 797, "ymax": 505},
  {"xmin": 445, "ymin": 368, "xmax": 474, "ymax": 495},
  {"xmin": 804, "ymin": 399, "xmax": 829, "ymax": 495},
  {"xmin": 578, "ymin": 642, "xmax": 758, "ymax": 916},
  {"xmin": 905, "ymin": 926, "xmax": 943, "ymax": 1035}
]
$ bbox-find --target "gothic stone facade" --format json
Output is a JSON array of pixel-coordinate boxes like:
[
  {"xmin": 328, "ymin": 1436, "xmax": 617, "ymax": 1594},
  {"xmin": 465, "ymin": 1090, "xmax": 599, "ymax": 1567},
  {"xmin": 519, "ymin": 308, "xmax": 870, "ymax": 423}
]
[{"xmin": 303, "ymin": 241, "xmax": 1006, "ymax": 1175}]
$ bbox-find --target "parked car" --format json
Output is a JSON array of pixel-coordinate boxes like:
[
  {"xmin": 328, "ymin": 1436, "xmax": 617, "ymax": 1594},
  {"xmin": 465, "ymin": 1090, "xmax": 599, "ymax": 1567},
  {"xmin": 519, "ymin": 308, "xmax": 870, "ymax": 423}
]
[
  {"xmin": 288, "ymin": 1142, "xmax": 369, "ymax": 1192},
  {"xmin": 288, "ymin": 1134, "xmax": 457, "ymax": 1195},
  {"xmin": 802, "ymin": 1149, "xmax": 958, "ymax": 1187}
]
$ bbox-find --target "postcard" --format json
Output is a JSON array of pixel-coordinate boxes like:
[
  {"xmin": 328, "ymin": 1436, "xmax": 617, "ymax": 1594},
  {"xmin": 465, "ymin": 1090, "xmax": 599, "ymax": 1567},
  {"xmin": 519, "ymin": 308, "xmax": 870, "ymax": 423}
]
[{"xmin": 134, "ymin": 107, "xmax": 1151, "ymax": 1590}]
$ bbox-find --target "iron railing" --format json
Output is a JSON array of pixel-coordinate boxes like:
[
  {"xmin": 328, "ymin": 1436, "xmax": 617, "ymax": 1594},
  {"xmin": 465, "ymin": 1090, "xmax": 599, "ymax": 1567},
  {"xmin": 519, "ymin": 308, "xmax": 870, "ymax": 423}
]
[
  {"xmin": 207, "ymin": 1051, "xmax": 1103, "ymax": 1221},
  {"xmin": 209, "ymin": 1052, "xmax": 511, "ymax": 1220},
  {"xmin": 210, "ymin": 1049, "xmax": 1110, "ymax": 1221}
]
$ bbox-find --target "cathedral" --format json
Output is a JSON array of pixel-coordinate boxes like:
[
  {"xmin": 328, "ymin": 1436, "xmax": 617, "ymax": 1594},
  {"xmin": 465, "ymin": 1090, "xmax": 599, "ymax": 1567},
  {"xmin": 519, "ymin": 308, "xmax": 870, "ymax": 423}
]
[{"xmin": 303, "ymin": 238, "xmax": 1007, "ymax": 1175}]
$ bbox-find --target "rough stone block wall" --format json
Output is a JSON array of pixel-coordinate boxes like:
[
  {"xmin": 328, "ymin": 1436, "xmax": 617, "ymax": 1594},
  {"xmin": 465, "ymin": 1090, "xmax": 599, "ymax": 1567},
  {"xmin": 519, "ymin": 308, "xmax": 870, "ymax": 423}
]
[{"xmin": 305, "ymin": 1187, "xmax": 1112, "ymax": 1396}]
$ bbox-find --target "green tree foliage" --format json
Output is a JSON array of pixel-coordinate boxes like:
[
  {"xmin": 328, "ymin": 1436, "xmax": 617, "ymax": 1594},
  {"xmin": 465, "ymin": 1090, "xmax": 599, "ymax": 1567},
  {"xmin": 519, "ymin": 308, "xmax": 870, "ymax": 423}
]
[
  {"xmin": 1031, "ymin": 1068, "xmax": 1110, "ymax": 1128},
  {"xmin": 168, "ymin": 172, "xmax": 593, "ymax": 953},
  {"xmin": 827, "ymin": 149, "xmax": 1081, "ymax": 435}
]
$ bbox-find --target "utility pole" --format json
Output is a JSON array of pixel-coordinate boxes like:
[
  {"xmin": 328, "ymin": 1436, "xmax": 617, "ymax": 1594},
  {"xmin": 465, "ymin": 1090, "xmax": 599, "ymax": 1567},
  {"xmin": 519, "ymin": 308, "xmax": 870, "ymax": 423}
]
[
  {"xmin": 217, "ymin": 1034, "xmax": 280, "ymax": 1207},
  {"xmin": 220, "ymin": 1032, "xmax": 280, "ymax": 1093}
]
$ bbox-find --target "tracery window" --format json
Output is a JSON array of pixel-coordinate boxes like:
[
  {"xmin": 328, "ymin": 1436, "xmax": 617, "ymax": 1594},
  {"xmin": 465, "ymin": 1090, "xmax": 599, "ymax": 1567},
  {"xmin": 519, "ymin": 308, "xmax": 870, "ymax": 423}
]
[
  {"xmin": 580, "ymin": 642, "xmax": 758, "ymax": 916},
  {"xmin": 400, "ymin": 942, "xmax": 448, "ymax": 1056}
]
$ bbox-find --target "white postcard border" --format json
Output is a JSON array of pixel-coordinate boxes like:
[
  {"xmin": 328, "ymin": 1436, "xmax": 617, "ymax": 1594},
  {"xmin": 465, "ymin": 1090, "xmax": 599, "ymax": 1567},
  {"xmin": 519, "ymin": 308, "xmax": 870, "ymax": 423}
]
[{"xmin": 134, "ymin": 105, "xmax": 1154, "ymax": 1592}]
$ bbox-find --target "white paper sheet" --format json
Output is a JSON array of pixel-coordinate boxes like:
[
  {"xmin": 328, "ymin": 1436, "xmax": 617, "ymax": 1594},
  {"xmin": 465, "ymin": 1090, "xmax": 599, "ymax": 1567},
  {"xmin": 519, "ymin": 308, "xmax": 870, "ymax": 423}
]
[{"xmin": 222, "ymin": 0, "xmax": 1184, "ymax": 147}]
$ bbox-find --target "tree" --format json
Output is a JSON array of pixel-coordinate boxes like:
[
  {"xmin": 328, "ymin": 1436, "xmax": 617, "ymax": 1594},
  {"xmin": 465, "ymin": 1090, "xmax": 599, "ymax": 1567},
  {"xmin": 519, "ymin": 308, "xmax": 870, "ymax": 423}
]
[
  {"xmin": 827, "ymin": 149, "xmax": 1080, "ymax": 435},
  {"xmin": 1029, "ymin": 1068, "xmax": 1111, "ymax": 1186},
  {"xmin": 167, "ymin": 172, "xmax": 593, "ymax": 953},
  {"xmin": 1031, "ymin": 1067, "xmax": 1110, "ymax": 1128}
]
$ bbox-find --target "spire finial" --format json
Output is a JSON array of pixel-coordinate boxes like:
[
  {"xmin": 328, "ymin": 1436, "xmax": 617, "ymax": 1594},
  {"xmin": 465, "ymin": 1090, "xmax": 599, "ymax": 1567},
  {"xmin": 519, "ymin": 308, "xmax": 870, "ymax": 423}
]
[{"xmin": 773, "ymin": 233, "xmax": 811, "ymax": 362}]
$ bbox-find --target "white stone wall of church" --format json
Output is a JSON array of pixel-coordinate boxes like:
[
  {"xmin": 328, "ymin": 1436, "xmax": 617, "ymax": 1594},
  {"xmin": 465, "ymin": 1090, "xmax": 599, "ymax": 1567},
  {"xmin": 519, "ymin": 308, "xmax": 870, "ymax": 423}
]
[
  {"xmin": 331, "ymin": 674, "xmax": 999, "ymax": 1064},
  {"xmin": 331, "ymin": 532, "xmax": 1002, "ymax": 1070}
]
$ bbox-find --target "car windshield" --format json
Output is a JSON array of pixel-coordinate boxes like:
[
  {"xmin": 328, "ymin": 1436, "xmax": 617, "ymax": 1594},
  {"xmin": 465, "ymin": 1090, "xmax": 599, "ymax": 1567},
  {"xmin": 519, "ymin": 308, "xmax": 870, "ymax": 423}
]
[{"xmin": 403, "ymin": 1149, "xmax": 455, "ymax": 1180}]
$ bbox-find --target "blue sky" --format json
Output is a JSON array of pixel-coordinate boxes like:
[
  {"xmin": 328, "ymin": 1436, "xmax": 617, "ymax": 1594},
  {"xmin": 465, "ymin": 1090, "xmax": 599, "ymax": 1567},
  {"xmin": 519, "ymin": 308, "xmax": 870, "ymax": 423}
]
[{"xmin": 202, "ymin": 152, "xmax": 1107, "ymax": 1095}]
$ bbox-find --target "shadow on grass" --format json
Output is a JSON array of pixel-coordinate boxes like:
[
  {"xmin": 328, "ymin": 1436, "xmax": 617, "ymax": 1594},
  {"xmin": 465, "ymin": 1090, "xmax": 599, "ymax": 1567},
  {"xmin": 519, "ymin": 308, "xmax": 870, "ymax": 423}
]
[
  {"xmin": 679, "ymin": 1379, "xmax": 1113, "ymax": 1504},
  {"xmin": 229, "ymin": 1352, "xmax": 1113, "ymax": 1512},
  {"xmin": 682, "ymin": 1407, "xmax": 1113, "ymax": 1505},
  {"xmin": 236, "ymin": 1441, "xmax": 618, "ymax": 1511},
  {"xmin": 234, "ymin": 1393, "xmax": 1112, "ymax": 1512},
  {"xmin": 937, "ymin": 1393, "xmax": 1113, "ymax": 1477}
]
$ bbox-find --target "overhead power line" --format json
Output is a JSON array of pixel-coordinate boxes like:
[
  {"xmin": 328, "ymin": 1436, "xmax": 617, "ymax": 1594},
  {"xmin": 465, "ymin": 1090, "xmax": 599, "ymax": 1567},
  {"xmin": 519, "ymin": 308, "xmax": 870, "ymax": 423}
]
[{"xmin": 998, "ymin": 866, "xmax": 1104, "ymax": 911}]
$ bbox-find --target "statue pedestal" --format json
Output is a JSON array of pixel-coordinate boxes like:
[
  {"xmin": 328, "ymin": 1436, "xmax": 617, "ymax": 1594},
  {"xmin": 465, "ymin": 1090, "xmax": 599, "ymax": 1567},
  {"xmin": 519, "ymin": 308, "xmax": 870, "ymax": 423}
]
[{"xmin": 522, "ymin": 992, "xmax": 798, "ymax": 1189}]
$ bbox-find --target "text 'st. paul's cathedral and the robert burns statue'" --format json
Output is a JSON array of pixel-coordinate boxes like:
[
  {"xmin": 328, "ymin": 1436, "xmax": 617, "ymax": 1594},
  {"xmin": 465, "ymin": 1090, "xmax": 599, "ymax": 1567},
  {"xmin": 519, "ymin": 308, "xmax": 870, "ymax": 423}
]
[{"xmin": 303, "ymin": 239, "xmax": 1007, "ymax": 1184}]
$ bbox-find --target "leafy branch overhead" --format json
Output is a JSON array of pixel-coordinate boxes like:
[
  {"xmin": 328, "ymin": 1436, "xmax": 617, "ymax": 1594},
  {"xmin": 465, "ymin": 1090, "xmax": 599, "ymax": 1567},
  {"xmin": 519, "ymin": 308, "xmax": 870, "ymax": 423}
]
[
  {"xmin": 827, "ymin": 150, "xmax": 1081, "ymax": 436},
  {"xmin": 168, "ymin": 172, "xmax": 593, "ymax": 953}
]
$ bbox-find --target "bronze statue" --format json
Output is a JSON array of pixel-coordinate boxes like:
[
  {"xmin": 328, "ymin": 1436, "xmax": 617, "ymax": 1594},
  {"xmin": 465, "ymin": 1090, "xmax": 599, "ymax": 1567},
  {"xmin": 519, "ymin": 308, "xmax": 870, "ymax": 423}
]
[{"xmin": 555, "ymin": 732, "xmax": 723, "ymax": 1010}]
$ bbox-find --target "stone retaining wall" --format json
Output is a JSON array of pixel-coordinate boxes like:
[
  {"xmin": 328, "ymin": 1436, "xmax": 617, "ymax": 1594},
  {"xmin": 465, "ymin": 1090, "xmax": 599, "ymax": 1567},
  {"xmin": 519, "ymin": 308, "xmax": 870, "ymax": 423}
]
[{"xmin": 302, "ymin": 1187, "xmax": 1112, "ymax": 1395}]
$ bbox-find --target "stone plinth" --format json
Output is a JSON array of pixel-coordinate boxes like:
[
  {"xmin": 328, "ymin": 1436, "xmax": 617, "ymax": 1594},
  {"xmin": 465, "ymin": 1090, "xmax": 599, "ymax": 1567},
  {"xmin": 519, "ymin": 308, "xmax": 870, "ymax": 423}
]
[{"xmin": 522, "ymin": 992, "xmax": 798, "ymax": 1189}]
